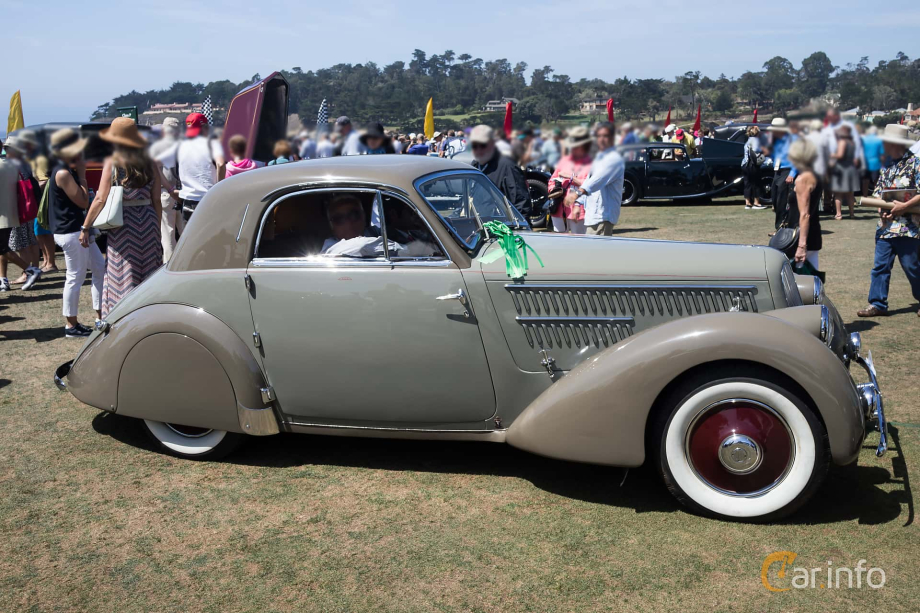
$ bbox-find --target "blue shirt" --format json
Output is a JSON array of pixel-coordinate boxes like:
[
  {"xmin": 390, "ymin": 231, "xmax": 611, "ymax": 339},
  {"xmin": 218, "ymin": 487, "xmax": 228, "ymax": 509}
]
[
  {"xmin": 771, "ymin": 134, "xmax": 799, "ymax": 178},
  {"xmin": 406, "ymin": 144, "xmax": 430, "ymax": 155},
  {"xmin": 620, "ymin": 132, "xmax": 638, "ymax": 145},
  {"xmin": 578, "ymin": 147, "xmax": 625, "ymax": 226},
  {"xmin": 541, "ymin": 139, "xmax": 561, "ymax": 167},
  {"xmin": 862, "ymin": 134, "xmax": 884, "ymax": 172}
]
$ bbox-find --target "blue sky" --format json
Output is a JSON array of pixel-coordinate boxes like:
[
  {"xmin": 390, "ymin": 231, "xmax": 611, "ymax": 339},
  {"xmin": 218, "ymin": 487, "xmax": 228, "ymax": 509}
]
[{"xmin": 2, "ymin": 0, "xmax": 919, "ymax": 127}]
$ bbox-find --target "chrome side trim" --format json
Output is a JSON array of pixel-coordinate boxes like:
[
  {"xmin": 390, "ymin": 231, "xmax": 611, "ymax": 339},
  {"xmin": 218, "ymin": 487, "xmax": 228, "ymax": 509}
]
[
  {"xmin": 813, "ymin": 277, "xmax": 824, "ymax": 305},
  {"xmin": 250, "ymin": 257, "xmax": 453, "ymax": 268},
  {"xmin": 819, "ymin": 304, "xmax": 832, "ymax": 346},
  {"xmin": 261, "ymin": 180, "xmax": 412, "ymax": 203},
  {"xmin": 854, "ymin": 352, "xmax": 887, "ymax": 457},
  {"xmin": 236, "ymin": 203, "xmax": 249, "ymax": 242},
  {"xmin": 516, "ymin": 316, "xmax": 635, "ymax": 349},
  {"xmin": 505, "ymin": 283, "xmax": 759, "ymax": 318},
  {"xmin": 238, "ymin": 405, "xmax": 281, "ymax": 436}
]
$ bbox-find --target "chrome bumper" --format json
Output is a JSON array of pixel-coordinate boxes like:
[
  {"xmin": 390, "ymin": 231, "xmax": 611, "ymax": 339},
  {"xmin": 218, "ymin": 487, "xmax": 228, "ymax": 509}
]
[
  {"xmin": 54, "ymin": 360, "xmax": 73, "ymax": 391},
  {"xmin": 852, "ymin": 347, "xmax": 887, "ymax": 457}
]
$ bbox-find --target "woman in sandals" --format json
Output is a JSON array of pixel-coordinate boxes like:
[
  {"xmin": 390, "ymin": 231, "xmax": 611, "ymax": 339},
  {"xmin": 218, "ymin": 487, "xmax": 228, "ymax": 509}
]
[{"xmin": 80, "ymin": 117, "xmax": 162, "ymax": 317}]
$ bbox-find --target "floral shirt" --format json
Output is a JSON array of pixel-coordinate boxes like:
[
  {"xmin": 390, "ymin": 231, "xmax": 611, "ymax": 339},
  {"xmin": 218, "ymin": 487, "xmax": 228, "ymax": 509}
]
[{"xmin": 873, "ymin": 152, "xmax": 920, "ymax": 239}]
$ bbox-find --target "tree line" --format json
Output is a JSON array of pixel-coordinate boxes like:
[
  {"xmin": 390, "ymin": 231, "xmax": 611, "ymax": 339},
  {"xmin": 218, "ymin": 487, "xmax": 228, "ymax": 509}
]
[{"xmin": 93, "ymin": 50, "xmax": 920, "ymax": 131}]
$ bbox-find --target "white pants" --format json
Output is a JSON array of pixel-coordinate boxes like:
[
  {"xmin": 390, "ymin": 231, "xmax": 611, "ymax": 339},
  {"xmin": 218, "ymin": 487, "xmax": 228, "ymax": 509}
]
[
  {"xmin": 551, "ymin": 217, "xmax": 587, "ymax": 234},
  {"xmin": 54, "ymin": 231, "xmax": 105, "ymax": 318},
  {"xmin": 160, "ymin": 191, "xmax": 180, "ymax": 263}
]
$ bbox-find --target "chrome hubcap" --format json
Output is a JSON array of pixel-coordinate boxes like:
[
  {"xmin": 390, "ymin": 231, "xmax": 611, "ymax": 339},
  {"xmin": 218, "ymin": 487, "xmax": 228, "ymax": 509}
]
[{"xmin": 718, "ymin": 433, "xmax": 762, "ymax": 474}]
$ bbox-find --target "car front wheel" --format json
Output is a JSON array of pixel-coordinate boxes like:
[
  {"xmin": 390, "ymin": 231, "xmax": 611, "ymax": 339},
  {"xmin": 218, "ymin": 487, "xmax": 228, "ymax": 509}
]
[
  {"xmin": 142, "ymin": 420, "xmax": 243, "ymax": 460},
  {"xmin": 622, "ymin": 177, "xmax": 640, "ymax": 205},
  {"xmin": 653, "ymin": 372, "xmax": 829, "ymax": 521}
]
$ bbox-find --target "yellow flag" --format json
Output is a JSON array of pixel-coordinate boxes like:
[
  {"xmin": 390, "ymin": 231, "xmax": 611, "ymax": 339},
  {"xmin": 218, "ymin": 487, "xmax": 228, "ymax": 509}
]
[
  {"xmin": 7, "ymin": 90, "xmax": 25, "ymax": 134},
  {"xmin": 423, "ymin": 97, "xmax": 434, "ymax": 139}
]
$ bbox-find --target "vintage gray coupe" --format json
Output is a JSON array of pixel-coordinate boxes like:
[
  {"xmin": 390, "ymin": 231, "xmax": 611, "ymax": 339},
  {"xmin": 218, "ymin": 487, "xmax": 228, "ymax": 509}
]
[{"xmin": 55, "ymin": 155, "xmax": 886, "ymax": 521}]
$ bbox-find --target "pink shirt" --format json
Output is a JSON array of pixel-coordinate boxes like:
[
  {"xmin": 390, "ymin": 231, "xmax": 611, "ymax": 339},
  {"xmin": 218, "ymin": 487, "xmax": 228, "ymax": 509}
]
[
  {"xmin": 225, "ymin": 158, "xmax": 264, "ymax": 178},
  {"xmin": 548, "ymin": 154, "xmax": 593, "ymax": 219}
]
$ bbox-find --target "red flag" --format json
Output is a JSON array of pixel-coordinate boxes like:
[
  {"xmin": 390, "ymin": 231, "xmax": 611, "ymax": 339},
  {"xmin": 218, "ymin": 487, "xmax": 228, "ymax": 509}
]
[
  {"xmin": 664, "ymin": 106, "xmax": 671, "ymax": 127},
  {"xmin": 606, "ymin": 98, "xmax": 614, "ymax": 123},
  {"xmin": 692, "ymin": 104, "xmax": 701, "ymax": 133},
  {"xmin": 503, "ymin": 101, "xmax": 513, "ymax": 139},
  {"xmin": 752, "ymin": 107, "xmax": 758, "ymax": 123}
]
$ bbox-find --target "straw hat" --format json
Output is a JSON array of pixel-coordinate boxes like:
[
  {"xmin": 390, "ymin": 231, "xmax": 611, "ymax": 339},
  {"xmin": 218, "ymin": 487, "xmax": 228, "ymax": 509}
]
[
  {"xmin": 99, "ymin": 117, "xmax": 147, "ymax": 148},
  {"xmin": 766, "ymin": 118, "xmax": 790, "ymax": 133},
  {"xmin": 566, "ymin": 125, "xmax": 592, "ymax": 149},
  {"xmin": 50, "ymin": 128, "xmax": 88, "ymax": 159},
  {"xmin": 15, "ymin": 129, "xmax": 40, "ymax": 149},
  {"xmin": 663, "ymin": 123, "xmax": 676, "ymax": 134},
  {"xmin": 878, "ymin": 124, "xmax": 917, "ymax": 147}
]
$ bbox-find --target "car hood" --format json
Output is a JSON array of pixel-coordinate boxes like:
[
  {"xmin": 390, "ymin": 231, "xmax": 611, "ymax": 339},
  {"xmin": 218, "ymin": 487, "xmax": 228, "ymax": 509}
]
[{"xmin": 476, "ymin": 232, "xmax": 768, "ymax": 282}]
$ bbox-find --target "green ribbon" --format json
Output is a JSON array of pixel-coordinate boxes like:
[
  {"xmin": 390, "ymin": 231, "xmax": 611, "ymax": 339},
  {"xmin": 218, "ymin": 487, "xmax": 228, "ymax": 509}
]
[{"xmin": 480, "ymin": 221, "xmax": 544, "ymax": 279}]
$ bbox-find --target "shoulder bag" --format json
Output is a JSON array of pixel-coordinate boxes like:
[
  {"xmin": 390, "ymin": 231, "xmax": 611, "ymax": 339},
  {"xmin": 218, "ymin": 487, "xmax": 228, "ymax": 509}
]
[
  {"xmin": 15, "ymin": 171, "xmax": 39, "ymax": 223},
  {"xmin": 92, "ymin": 165, "xmax": 124, "ymax": 230},
  {"xmin": 768, "ymin": 222, "xmax": 799, "ymax": 259}
]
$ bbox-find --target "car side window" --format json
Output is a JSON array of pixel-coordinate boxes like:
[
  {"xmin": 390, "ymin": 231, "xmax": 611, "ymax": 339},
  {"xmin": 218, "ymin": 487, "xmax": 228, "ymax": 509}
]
[
  {"xmin": 416, "ymin": 174, "xmax": 511, "ymax": 250},
  {"xmin": 255, "ymin": 190, "xmax": 445, "ymax": 262}
]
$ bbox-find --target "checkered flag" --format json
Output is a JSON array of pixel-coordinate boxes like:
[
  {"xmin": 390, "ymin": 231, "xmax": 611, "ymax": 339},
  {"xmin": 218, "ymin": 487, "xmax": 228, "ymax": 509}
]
[
  {"xmin": 317, "ymin": 98, "xmax": 328, "ymax": 129},
  {"xmin": 202, "ymin": 95, "xmax": 213, "ymax": 125}
]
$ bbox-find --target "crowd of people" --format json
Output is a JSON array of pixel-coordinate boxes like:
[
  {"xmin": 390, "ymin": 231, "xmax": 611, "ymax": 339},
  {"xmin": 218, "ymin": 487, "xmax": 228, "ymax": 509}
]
[{"xmin": 2, "ymin": 102, "xmax": 918, "ymax": 336}]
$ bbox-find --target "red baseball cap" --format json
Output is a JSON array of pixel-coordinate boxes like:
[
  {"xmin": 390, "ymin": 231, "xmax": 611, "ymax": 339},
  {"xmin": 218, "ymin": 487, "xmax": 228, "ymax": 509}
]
[{"xmin": 185, "ymin": 112, "xmax": 208, "ymax": 137}]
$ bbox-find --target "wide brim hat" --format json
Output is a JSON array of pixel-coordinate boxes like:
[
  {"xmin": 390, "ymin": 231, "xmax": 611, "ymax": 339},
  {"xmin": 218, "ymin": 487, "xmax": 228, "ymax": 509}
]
[
  {"xmin": 49, "ymin": 128, "xmax": 88, "ymax": 159},
  {"xmin": 663, "ymin": 124, "xmax": 677, "ymax": 134},
  {"xmin": 2, "ymin": 135, "xmax": 23, "ymax": 152},
  {"xmin": 359, "ymin": 122, "xmax": 389, "ymax": 145},
  {"xmin": 565, "ymin": 125, "xmax": 592, "ymax": 149},
  {"xmin": 878, "ymin": 123, "xmax": 917, "ymax": 147},
  {"xmin": 15, "ymin": 129, "xmax": 40, "ymax": 149},
  {"xmin": 100, "ymin": 117, "xmax": 147, "ymax": 148},
  {"xmin": 767, "ymin": 118, "xmax": 789, "ymax": 133}
]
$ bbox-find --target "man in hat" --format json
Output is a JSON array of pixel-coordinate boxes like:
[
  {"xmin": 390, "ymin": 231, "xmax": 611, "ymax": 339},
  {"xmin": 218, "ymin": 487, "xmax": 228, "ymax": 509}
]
[
  {"xmin": 334, "ymin": 116, "xmax": 366, "ymax": 156},
  {"xmin": 469, "ymin": 125, "xmax": 531, "ymax": 216},
  {"xmin": 359, "ymin": 123, "xmax": 393, "ymax": 154},
  {"xmin": 857, "ymin": 124, "xmax": 920, "ymax": 317},
  {"xmin": 765, "ymin": 118, "xmax": 799, "ymax": 231},
  {"xmin": 670, "ymin": 127, "xmax": 696, "ymax": 158},
  {"xmin": 563, "ymin": 122, "xmax": 625, "ymax": 236},
  {"xmin": 155, "ymin": 112, "xmax": 225, "ymax": 225}
]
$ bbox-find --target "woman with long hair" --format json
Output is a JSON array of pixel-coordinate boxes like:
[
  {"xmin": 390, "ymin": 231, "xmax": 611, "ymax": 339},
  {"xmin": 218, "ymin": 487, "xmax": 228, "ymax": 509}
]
[{"xmin": 81, "ymin": 118, "xmax": 162, "ymax": 317}]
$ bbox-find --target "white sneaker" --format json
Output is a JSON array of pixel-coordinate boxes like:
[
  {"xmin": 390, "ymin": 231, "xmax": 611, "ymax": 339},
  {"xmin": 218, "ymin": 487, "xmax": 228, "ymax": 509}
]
[
  {"xmin": 21, "ymin": 267, "xmax": 42, "ymax": 291},
  {"xmin": 0, "ymin": 278, "xmax": 10, "ymax": 292},
  {"xmin": 744, "ymin": 205, "xmax": 752, "ymax": 210}
]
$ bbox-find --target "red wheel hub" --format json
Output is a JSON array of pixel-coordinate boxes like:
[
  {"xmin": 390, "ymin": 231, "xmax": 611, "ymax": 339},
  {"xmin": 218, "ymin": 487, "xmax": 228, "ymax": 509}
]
[{"xmin": 686, "ymin": 401, "xmax": 793, "ymax": 495}]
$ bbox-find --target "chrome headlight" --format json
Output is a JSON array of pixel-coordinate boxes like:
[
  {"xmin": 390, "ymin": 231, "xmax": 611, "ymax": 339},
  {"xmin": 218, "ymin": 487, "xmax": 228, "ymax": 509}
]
[
  {"xmin": 848, "ymin": 331, "xmax": 862, "ymax": 358},
  {"xmin": 813, "ymin": 277, "xmax": 825, "ymax": 305}
]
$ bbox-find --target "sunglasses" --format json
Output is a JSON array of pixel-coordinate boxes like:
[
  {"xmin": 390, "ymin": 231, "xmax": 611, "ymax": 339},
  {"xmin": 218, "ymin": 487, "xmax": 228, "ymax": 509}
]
[
  {"xmin": 329, "ymin": 209, "xmax": 363, "ymax": 225},
  {"xmin": 471, "ymin": 143, "xmax": 488, "ymax": 150}
]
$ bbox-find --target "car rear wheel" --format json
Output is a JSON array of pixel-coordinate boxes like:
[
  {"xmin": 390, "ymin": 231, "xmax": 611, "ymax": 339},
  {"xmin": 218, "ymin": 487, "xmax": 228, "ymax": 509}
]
[
  {"xmin": 652, "ymin": 372, "xmax": 829, "ymax": 521},
  {"xmin": 622, "ymin": 177, "xmax": 640, "ymax": 205},
  {"xmin": 142, "ymin": 419, "xmax": 243, "ymax": 460},
  {"xmin": 526, "ymin": 178, "xmax": 550, "ymax": 228},
  {"xmin": 759, "ymin": 176, "xmax": 774, "ymax": 205}
]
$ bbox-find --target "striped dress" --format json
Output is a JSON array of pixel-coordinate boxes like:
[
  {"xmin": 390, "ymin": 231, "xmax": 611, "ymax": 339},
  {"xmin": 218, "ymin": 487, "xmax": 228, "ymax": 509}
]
[{"xmin": 101, "ymin": 169, "xmax": 163, "ymax": 317}]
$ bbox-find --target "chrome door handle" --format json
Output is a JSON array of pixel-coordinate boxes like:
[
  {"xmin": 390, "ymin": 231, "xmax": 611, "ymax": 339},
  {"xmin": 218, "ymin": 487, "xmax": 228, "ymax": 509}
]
[{"xmin": 436, "ymin": 289, "xmax": 467, "ymax": 305}]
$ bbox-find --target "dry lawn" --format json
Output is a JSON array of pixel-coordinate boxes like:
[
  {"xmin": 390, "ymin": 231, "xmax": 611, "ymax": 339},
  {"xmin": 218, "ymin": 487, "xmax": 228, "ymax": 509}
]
[{"xmin": 1, "ymin": 197, "xmax": 918, "ymax": 612}]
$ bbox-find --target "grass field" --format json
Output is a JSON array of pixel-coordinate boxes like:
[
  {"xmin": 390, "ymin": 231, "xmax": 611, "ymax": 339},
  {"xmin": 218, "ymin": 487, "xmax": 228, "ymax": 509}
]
[{"xmin": 1, "ymin": 197, "xmax": 918, "ymax": 612}]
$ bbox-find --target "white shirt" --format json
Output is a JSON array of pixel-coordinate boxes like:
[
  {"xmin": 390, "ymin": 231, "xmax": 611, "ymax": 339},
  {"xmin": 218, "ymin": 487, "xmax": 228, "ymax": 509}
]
[
  {"xmin": 156, "ymin": 137, "xmax": 224, "ymax": 201},
  {"xmin": 911, "ymin": 140, "xmax": 920, "ymax": 156},
  {"xmin": 805, "ymin": 131, "xmax": 828, "ymax": 178},
  {"xmin": 340, "ymin": 130, "xmax": 366, "ymax": 156},
  {"xmin": 495, "ymin": 140, "xmax": 513, "ymax": 157},
  {"xmin": 299, "ymin": 138, "xmax": 316, "ymax": 160},
  {"xmin": 578, "ymin": 147, "xmax": 625, "ymax": 226},
  {"xmin": 316, "ymin": 139, "xmax": 335, "ymax": 158}
]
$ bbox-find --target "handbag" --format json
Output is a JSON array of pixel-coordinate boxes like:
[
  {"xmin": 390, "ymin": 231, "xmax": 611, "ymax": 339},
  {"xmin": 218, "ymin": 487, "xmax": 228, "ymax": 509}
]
[
  {"xmin": 92, "ymin": 166, "xmax": 124, "ymax": 230},
  {"xmin": 768, "ymin": 224, "xmax": 799, "ymax": 258},
  {"xmin": 15, "ymin": 172, "xmax": 39, "ymax": 223},
  {"xmin": 37, "ymin": 179, "xmax": 51, "ymax": 230}
]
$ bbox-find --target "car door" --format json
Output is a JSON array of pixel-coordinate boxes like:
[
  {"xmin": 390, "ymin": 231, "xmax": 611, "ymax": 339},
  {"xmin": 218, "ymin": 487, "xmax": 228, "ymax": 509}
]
[
  {"xmin": 645, "ymin": 146, "xmax": 710, "ymax": 198},
  {"xmin": 246, "ymin": 187, "xmax": 496, "ymax": 425}
]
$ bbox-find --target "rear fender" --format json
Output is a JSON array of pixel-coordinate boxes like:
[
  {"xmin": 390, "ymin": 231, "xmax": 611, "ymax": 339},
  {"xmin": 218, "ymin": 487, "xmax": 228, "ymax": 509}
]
[
  {"xmin": 505, "ymin": 311, "xmax": 863, "ymax": 467},
  {"xmin": 67, "ymin": 304, "xmax": 274, "ymax": 434}
]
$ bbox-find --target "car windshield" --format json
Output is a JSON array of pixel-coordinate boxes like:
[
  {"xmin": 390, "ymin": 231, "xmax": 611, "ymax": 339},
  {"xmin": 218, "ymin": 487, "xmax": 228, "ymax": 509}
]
[{"xmin": 416, "ymin": 173, "xmax": 520, "ymax": 250}]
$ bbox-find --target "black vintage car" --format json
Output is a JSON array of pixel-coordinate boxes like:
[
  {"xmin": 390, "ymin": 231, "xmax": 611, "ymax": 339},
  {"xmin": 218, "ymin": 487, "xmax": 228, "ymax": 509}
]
[{"xmin": 618, "ymin": 138, "xmax": 773, "ymax": 205}]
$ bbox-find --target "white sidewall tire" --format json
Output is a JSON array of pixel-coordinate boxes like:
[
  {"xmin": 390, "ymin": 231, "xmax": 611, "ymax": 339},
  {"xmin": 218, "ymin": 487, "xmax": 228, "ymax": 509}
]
[
  {"xmin": 664, "ymin": 381, "xmax": 816, "ymax": 519},
  {"xmin": 144, "ymin": 420, "xmax": 229, "ymax": 457}
]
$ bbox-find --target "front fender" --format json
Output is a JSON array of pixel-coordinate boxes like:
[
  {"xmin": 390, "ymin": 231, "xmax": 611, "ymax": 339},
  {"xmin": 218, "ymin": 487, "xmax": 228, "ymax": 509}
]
[
  {"xmin": 505, "ymin": 311, "xmax": 863, "ymax": 467},
  {"xmin": 67, "ymin": 304, "xmax": 274, "ymax": 434}
]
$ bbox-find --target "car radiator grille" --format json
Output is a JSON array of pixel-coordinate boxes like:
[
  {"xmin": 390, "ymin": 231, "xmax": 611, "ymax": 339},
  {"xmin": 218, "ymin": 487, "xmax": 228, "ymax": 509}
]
[{"xmin": 506, "ymin": 284, "xmax": 759, "ymax": 350}]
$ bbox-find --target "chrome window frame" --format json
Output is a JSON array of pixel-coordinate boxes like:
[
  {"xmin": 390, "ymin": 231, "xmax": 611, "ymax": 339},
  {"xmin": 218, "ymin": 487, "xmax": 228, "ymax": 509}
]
[
  {"xmin": 251, "ymin": 185, "xmax": 452, "ymax": 268},
  {"xmin": 413, "ymin": 169, "xmax": 519, "ymax": 252}
]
